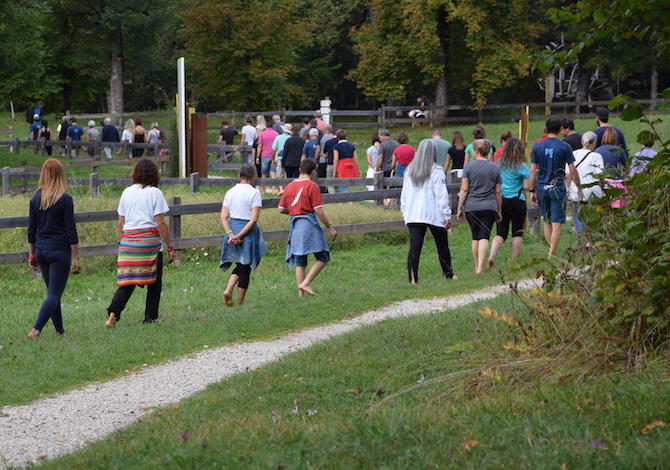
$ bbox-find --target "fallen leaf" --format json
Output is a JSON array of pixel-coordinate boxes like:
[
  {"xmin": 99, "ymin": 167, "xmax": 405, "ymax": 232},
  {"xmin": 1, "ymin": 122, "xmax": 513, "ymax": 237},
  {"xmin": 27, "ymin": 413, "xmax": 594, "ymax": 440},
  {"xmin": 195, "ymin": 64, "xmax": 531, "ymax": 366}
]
[
  {"xmin": 346, "ymin": 388, "xmax": 364, "ymax": 394},
  {"xmin": 36, "ymin": 455, "xmax": 48, "ymax": 460},
  {"xmin": 464, "ymin": 440, "xmax": 479, "ymax": 452},
  {"xmin": 640, "ymin": 420, "xmax": 666, "ymax": 435}
]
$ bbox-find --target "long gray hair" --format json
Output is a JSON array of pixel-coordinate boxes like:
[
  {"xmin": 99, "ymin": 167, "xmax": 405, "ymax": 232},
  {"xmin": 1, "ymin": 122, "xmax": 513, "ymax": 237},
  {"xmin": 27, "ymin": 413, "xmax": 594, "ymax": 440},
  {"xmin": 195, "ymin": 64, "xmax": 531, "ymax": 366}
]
[{"xmin": 406, "ymin": 139, "xmax": 437, "ymax": 187}]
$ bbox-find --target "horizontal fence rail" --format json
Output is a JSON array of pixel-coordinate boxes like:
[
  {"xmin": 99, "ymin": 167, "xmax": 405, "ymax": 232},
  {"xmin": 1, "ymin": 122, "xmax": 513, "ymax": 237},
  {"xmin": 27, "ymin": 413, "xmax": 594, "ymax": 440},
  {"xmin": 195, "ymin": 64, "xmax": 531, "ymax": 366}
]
[{"xmin": 0, "ymin": 172, "xmax": 539, "ymax": 264}]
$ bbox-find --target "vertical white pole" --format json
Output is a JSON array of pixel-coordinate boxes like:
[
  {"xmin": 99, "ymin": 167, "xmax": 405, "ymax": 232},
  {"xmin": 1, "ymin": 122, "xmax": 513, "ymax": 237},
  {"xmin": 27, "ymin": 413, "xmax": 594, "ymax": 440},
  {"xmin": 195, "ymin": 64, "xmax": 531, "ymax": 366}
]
[{"xmin": 177, "ymin": 57, "xmax": 187, "ymax": 179}]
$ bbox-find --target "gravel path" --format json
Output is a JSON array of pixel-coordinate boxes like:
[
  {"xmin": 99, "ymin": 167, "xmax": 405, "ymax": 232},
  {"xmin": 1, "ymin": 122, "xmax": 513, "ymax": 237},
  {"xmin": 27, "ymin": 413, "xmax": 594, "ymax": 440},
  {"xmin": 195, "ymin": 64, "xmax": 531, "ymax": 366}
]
[{"xmin": 0, "ymin": 280, "xmax": 534, "ymax": 469}]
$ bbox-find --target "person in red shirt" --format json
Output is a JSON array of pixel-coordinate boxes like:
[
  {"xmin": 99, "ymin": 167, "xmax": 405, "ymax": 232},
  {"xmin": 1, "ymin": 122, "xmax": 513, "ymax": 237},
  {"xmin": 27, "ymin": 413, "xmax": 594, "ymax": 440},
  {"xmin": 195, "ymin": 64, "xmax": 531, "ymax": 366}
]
[
  {"xmin": 493, "ymin": 130, "xmax": 512, "ymax": 163},
  {"xmin": 279, "ymin": 159, "xmax": 337, "ymax": 296},
  {"xmin": 391, "ymin": 133, "xmax": 415, "ymax": 178}
]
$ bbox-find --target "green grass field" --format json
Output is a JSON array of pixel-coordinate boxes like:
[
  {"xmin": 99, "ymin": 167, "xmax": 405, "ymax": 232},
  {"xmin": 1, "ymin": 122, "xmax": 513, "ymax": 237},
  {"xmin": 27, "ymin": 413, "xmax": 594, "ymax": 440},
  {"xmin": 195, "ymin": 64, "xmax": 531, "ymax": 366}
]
[
  {"xmin": 0, "ymin": 219, "xmax": 566, "ymax": 407},
  {"xmin": 33, "ymin": 293, "xmax": 670, "ymax": 469}
]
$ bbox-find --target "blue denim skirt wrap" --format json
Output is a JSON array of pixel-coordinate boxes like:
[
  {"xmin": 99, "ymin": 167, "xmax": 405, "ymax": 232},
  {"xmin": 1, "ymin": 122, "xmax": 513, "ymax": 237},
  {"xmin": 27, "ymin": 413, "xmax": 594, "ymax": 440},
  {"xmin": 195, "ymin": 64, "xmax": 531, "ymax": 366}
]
[
  {"xmin": 220, "ymin": 218, "xmax": 268, "ymax": 271},
  {"xmin": 285, "ymin": 212, "xmax": 330, "ymax": 267}
]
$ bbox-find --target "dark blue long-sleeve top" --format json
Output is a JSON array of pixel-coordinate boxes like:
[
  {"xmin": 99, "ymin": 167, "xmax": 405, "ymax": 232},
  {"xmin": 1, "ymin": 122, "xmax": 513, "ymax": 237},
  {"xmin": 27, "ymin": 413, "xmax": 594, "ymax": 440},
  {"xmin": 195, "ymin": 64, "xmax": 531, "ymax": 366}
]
[
  {"xmin": 102, "ymin": 124, "xmax": 120, "ymax": 142},
  {"xmin": 28, "ymin": 191, "xmax": 79, "ymax": 251}
]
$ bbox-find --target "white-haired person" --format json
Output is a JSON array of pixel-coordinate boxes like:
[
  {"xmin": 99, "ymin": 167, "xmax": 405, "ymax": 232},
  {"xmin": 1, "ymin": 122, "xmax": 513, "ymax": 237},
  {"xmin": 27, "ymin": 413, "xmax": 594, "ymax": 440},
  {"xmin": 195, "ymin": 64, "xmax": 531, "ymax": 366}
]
[
  {"xmin": 400, "ymin": 139, "xmax": 456, "ymax": 283},
  {"xmin": 220, "ymin": 164, "xmax": 268, "ymax": 306},
  {"xmin": 101, "ymin": 117, "xmax": 120, "ymax": 159},
  {"xmin": 271, "ymin": 114, "xmax": 284, "ymax": 134},
  {"xmin": 85, "ymin": 120, "xmax": 100, "ymax": 158},
  {"xmin": 566, "ymin": 130, "xmax": 604, "ymax": 237}
]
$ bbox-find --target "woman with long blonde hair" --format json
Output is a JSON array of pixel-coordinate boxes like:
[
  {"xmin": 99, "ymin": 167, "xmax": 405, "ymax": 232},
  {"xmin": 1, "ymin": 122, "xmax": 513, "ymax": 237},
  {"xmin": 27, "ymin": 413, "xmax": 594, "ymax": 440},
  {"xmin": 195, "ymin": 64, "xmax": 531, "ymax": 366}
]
[{"xmin": 27, "ymin": 159, "xmax": 81, "ymax": 340}]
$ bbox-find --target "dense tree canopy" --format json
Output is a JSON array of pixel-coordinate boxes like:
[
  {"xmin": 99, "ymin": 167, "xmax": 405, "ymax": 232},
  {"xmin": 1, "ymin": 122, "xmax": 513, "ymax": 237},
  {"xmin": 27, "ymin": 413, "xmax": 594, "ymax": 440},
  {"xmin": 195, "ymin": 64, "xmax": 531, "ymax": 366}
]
[{"xmin": 0, "ymin": 0, "xmax": 667, "ymax": 113}]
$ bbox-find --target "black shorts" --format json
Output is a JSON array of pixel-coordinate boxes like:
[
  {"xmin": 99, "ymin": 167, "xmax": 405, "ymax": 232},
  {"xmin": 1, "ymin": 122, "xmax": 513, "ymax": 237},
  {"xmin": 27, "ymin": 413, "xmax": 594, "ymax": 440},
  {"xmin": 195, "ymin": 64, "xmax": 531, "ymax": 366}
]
[
  {"xmin": 465, "ymin": 210, "xmax": 497, "ymax": 241},
  {"xmin": 496, "ymin": 198, "xmax": 527, "ymax": 241}
]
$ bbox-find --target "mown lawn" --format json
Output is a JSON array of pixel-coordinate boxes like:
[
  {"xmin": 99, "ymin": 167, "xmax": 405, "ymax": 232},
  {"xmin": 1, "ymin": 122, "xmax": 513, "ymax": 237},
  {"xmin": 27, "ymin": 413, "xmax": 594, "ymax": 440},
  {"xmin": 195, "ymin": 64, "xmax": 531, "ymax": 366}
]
[
  {"xmin": 0, "ymin": 217, "xmax": 567, "ymax": 407},
  {"xmin": 32, "ymin": 293, "xmax": 670, "ymax": 469}
]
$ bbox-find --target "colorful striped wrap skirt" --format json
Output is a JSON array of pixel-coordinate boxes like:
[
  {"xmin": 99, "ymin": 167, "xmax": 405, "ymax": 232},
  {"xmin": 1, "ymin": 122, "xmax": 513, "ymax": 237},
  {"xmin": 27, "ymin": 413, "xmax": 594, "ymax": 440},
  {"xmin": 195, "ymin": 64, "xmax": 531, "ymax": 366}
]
[{"xmin": 116, "ymin": 227, "xmax": 162, "ymax": 287}]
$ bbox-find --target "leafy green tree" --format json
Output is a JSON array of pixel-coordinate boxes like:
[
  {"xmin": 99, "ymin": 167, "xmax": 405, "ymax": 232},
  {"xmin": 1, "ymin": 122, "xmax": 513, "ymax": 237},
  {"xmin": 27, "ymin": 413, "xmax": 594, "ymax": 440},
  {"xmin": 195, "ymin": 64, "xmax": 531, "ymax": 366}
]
[
  {"xmin": 0, "ymin": 1, "xmax": 62, "ymax": 108},
  {"xmin": 180, "ymin": 0, "xmax": 311, "ymax": 110},
  {"xmin": 348, "ymin": 0, "xmax": 539, "ymax": 121}
]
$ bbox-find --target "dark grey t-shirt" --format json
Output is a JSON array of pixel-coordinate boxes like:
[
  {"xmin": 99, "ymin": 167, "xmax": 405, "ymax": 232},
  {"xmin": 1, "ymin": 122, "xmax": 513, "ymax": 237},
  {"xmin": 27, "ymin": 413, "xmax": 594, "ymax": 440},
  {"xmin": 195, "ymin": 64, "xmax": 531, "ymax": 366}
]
[
  {"xmin": 462, "ymin": 159, "xmax": 501, "ymax": 212},
  {"xmin": 379, "ymin": 139, "xmax": 399, "ymax": 172}
]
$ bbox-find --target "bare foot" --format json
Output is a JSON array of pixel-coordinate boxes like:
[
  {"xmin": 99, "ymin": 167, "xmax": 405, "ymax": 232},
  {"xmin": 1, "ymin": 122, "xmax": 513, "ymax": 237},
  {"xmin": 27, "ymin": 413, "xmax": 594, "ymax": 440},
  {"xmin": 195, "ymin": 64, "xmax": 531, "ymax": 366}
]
[
  {"xmin": 104, "ymin": 313, "xmax": 117, "ymax": 328},
  {"xmin": 26, "ymin": 329, "xmax": 40, "ymax": 341},
  {"xmin": 298, "ymin": 283, "xmax": 316, "ymax": 296},
  {"xmin": 223, "ymin": 292, "xmax": 233, "ymax": 307},
  {"xmin": 488, "ymin": 259, "xmax": 495, "ymax": 270},
  {"xmin": 450, "ymin": 275, "xmax": 459, "ymax": 280},
  {"xmin": 298, "ymin": 289, "xmax": 304, "ymax": 298}
]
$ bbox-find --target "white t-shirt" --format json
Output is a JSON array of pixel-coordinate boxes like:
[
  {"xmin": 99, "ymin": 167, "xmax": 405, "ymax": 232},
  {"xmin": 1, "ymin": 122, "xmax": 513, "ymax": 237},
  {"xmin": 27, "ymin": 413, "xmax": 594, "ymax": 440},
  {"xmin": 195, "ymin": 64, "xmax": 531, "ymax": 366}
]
[
  {"xmin": 566, "ymin": 149, "xmax": 604, "ymax": 202},
  {"xmin": 148, "ymin": 129, "xmax": 160, "ymax": 144},
  {"xmin": 121, "ymin": 129, "xmax": 133, "ymax": 142},
  {"xmin": 241, "ymin": 125, "xmax": 257, "ymax": 146},
  {"xmin": 223, "ymin": 183, "xmax": 262, "ymax": 220},
  {"xmin": 118, "ymin": 184, "xmax": 170, "ymax": 230}
]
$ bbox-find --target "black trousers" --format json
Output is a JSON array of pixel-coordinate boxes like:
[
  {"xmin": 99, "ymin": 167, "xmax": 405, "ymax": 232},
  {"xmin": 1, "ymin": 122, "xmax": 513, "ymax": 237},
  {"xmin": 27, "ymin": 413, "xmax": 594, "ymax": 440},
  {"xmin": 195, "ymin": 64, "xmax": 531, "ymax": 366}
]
[
  {"xmin": 407, "ymin": 223, "xmax": 453, "ymax": 282},
  {"xmin": 284, "ymin": 165, "xmax": 300, "ymax": 178},
  {"xmin": 107, "ymin": 254, "xmax": 163, "ymax": 322},
  {"xmin": 232, "ymin": 263, "xmax": 251, "ymax": 289}
]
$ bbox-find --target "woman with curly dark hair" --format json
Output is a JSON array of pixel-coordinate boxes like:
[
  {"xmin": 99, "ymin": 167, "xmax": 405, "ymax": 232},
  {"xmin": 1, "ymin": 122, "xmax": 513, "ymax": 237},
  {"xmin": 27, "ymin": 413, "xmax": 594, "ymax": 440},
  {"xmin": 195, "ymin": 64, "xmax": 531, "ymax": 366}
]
[{"xmin": 104, "ymin": 158, "xmax": 175, "ymax": 328}]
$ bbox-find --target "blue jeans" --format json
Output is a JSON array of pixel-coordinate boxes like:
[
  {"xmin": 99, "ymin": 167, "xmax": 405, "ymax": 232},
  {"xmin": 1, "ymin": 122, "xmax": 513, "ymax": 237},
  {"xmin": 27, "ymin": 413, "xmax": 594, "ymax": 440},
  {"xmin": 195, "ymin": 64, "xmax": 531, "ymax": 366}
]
[
  {"xmin": 395, "ymin": 164, "xmax": 408, "ymax": 178},
  {"xmin": 260, "ymin": 157, "xmax": 273, "ymax": 176},
  {"xmin": 34, "ymin": 249, "xmax": 71, "ymax": 333},
  {"xmin": 536, "ymin": 184, "xmax": 567, "ymax": 223},
  {"xmin": 335, "ymin": 185, "xmax": 350, "ymax": 193}
]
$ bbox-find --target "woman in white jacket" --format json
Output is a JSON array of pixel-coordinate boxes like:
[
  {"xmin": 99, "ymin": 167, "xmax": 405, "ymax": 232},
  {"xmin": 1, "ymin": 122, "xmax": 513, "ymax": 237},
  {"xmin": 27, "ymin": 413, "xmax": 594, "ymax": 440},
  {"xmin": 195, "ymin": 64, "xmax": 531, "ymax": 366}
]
[{"xmin": 400, "ymin": 139, "xmax": 456, "ymax": 283}]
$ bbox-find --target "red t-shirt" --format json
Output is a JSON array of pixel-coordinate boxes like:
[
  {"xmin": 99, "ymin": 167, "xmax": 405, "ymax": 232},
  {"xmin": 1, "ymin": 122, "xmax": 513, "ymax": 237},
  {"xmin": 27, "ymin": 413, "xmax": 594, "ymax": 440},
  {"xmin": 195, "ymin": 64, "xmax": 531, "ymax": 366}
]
[
  {"xmin": 394, "ymin": 144, "xmax": 415, "ymax": 165},
  {"xmin": 278, "ymin": 179, "xmax": 324, "ymax": 216},
  {"xmin": 493, "ymin": 145, "xmax": 504, "ymax": 163}
]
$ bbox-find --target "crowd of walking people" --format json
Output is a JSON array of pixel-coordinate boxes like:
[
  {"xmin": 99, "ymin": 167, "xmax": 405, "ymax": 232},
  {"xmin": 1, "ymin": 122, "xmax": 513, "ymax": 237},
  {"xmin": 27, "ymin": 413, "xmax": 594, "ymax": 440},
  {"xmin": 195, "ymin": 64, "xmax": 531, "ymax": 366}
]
[
  {"xmin": 24, "ymin": 106, "xmax": 167, "ymax": 160},
  {"xmin": 25, "ymin": 106, "xmax": 653, "ymax": 340}
]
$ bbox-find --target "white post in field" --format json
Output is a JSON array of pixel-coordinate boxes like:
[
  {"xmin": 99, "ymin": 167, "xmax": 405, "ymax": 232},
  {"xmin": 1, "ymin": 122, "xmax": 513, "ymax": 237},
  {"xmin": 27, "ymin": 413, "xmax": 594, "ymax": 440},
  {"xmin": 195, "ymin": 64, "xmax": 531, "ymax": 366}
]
[
  {"xmin": 177, "ymin": 57, "xmax": 187, "ymax": 179},
  {"xmin": 320, "ymin": 97, "xmax": 332, "ymax": 124}
]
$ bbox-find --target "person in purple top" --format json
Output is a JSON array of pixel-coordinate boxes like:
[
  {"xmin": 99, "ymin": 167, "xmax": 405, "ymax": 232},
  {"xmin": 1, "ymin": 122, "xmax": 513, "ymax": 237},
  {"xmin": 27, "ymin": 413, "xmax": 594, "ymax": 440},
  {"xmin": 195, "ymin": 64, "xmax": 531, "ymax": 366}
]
[{"xmin": 629, "ymin": 138, "xmax": 657, "ymax": 177}]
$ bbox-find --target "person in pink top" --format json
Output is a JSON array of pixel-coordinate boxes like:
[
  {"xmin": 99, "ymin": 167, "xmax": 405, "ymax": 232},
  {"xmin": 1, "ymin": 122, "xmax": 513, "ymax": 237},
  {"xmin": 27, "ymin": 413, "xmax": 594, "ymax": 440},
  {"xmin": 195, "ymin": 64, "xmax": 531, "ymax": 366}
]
[
  {"xmin": 391, "ymin": 133, "xmax": 415, "ymax": 178},
  {"xmin": 257, "ymin": 126, "xmax": 279, "ymax": 180}
]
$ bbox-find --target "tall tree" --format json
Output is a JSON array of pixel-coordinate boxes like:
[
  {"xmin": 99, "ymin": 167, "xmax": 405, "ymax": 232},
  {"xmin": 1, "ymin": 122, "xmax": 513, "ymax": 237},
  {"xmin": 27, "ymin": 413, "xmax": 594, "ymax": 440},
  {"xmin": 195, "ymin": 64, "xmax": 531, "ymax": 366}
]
[
  {"xmin": 348, "ymin": 0, "xmax": 539, "ymax": 122},
  {"xmin": 180, "ymin": 0, "xmax": 311, "ymax": 110}
]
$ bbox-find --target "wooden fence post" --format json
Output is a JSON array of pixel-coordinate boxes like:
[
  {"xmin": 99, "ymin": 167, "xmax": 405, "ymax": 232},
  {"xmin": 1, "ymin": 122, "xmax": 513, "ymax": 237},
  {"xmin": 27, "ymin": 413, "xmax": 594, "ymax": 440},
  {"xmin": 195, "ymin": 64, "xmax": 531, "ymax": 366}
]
[
  {"xmin": 1, "ymin": 167, "xmax": 10, "ymax": 196},
  {"xmin": 189, "ymin": 172, "xmax": 200, "ymax": 193},
  {"xmin": 169, "ymin": 196, "xmax": 182, "ymax": 265},
  {"xmin": 160, "ymin": 160, "xmax": 167, "ymax": 175},
  {"xmin": 122, "ymin": 140, "xmax": 130, "ymax": 158},
  {"xmin": 89, "ymin": 172, "xmax": 100, "ymax": 196},
  {"xmin": 374, "ymin": 171, "xmax": 384, "ymax": 206}
]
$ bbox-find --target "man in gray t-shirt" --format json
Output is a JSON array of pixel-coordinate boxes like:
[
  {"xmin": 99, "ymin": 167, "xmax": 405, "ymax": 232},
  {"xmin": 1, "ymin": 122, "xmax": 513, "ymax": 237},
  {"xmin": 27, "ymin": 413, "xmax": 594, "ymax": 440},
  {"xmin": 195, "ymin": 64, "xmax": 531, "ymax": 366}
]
[
  {"xmin": 461, "ymin": 159, "xmax": 501, "ymax": 213},
  {"xmin": 376, "ymin": 129, "xmax": 399, "ymax": 175}
]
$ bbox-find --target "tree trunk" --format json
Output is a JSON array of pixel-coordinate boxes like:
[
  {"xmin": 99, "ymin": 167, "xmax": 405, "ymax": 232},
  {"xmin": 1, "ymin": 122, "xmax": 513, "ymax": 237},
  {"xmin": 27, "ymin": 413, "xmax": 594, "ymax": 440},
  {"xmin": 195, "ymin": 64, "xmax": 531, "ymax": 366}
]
[
  {"xmin": 574, "ymin": 66, "xmax": 589, "ymax": 114},
  {"xmin": 650, "ymin": 64, "xmax": 658, "ymax": 112},
  {"xmin": 109, "ymin": 26, "xmax": 124, "ymax": 119},
  {"xmin": 433, "ymin": 75, "xmax": 448, "ymax": 125},
  {"xmin": 432, "ymin": 6, "xmax": 449, "ymax": 125}
]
